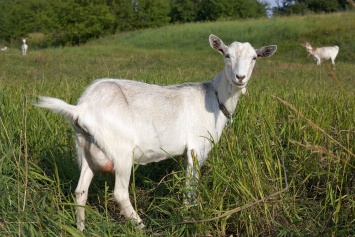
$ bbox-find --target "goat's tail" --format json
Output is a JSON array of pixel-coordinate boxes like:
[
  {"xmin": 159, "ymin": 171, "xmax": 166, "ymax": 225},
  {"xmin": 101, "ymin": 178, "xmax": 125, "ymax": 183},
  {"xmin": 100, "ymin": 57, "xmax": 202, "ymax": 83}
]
[{"xmin": 34, "ymin": 96, "xmax": 77, "ymax": 122}]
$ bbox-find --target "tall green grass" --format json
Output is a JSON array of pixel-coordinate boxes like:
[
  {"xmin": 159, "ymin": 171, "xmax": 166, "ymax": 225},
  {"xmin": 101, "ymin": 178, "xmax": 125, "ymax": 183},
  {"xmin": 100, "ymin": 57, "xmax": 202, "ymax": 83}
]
[{"xmin": 1, "ymin": 12, "xmax": 354, "ymax": 236}]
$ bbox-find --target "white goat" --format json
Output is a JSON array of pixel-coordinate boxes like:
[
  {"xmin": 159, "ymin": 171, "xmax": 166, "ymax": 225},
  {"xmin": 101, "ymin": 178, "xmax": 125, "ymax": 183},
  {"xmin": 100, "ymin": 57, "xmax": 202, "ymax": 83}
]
[
  {"xmin": 1, "ymin": 46, "xmax": 7, "ymax": 51},
  {"xmin": 34, "ymin": 34, "xmax": 277, "ymax": 230},
  {"xmin": 303, "ymin": 42, "xmax": 339, "ymax": 65},
  {"xmin": 21, "ymin": 39, "xmax": 28, "ymax": 55}
]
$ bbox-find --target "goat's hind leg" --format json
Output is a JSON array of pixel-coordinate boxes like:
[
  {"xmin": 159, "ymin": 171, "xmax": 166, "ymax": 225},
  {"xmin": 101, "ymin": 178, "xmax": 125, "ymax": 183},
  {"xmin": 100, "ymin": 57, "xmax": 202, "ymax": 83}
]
[
  {"xmin": 112, "ymin": 153, "xmax": 144, "ymax": 228},
  {"xmin": 74, "ymin": 134, "xmax": 94, "ymax": 231}
]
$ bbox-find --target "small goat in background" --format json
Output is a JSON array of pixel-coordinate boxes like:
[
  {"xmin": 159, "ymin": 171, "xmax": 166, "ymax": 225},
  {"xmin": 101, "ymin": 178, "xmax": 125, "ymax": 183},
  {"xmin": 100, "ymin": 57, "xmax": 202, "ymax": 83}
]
[
  {"xmin": 21, "ymin": 39, "xmax": 28, "ymax": 55},
  {"xmin": 34, "ymin": 34, "xmax": 277, "ymax": 230},
  {"xmin": 1, "ymin": 46, "xmax": 7, "ymax": 51},
  {"xmin": 302, "ymin": 42, "xmax": 339, "ymax": 65}
]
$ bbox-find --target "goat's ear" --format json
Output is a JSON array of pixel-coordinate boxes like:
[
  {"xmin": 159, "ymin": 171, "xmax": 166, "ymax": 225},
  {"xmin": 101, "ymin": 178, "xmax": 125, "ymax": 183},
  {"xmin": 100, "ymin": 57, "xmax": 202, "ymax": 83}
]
[
  {"xmin": 209, "ymin": 34, "xmax": 227, "ymax": 55},
  {"xmin": 256, "ymin": 45, "xmax": 277, "ymax": 58}
]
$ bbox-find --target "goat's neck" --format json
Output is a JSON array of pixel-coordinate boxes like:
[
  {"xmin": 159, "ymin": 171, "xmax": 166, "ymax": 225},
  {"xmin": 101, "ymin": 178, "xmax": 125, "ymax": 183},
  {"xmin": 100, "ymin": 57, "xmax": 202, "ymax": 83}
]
[
  {"xmin": 212, "ymin": 71, "xmax": 243, "ymax": 116},
  {"xmin": 307, "ymin": 47, "xmax": 315, "ymax": 55}
]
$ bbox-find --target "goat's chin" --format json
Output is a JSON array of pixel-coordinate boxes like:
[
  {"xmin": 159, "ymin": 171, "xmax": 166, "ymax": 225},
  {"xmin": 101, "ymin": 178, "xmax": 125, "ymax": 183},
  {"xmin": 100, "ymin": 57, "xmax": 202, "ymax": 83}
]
[{"xmin": 230, "ymin": 80, "xmax": 247, "ymax": 90}]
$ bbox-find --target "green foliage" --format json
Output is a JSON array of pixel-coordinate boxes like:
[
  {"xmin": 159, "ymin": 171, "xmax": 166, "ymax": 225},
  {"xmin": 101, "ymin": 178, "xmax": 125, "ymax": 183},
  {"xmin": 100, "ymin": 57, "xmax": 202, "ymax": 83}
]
[
  {"xmin": 306, "ymin": 0, "xmax": 339, "ymax": 12},
  {"xmin": 198, "ymin": 0, "xmax": 235, "ymax": 21},
  {"xmin": 0, "ymin": 0, "xmax": 270, "ymax": 46},
  {"xmin": 197, "ymin": 0, "xmax": 267, "ymax": 21},
  {"xmin": 110, "ymin": 0, "xmax": 136, "ymax": 32},
  {"xmin": 134, "ymin": 0, "xmax": 171, "ymax": 28},
  {"xmin": 2, "ymin": 0, "xmax": 352, "ymax": 47},
  {"xmin": 38, "ymin": 0, "xmax": 115, "ymax": 46},
  {"xmin": 170, "ymin": 0, "xmax": 200, "ymax": 22},
  {"xmin": 0, "ymin": 0, "xmax": 37, "ymax": 43},
  {"xmin": 0, "ymin": 12, "xmax": 355, "ymax": 236},
  {"xmin": 234, "ymin": 0, "xmax": 268, "ymax": 18},
  {"xmin": 273, "ymin": 0, "xmax": 351, "ymax": 15},
  {"xmin": 285, "ymin": 2, "xmax": 308, "ymax": 15}
]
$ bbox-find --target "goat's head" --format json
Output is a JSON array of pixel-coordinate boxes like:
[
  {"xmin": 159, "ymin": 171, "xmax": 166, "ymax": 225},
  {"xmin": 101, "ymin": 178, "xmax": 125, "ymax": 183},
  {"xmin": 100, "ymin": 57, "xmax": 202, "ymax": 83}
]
[
  {"xmin": 302, "ymin": 42, "xmax": 313, "ymax": 52},
  {"xmin": 209, "ymin": 34, "xmax": 277, "ymax": 90}
]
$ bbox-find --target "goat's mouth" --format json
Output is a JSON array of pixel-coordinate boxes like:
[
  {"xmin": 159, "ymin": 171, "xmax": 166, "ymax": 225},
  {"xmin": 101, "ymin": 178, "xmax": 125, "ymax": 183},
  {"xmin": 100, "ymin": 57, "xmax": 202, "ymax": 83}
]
[
  {"xmin": 233, "ymin": 81, "xmax": 246, "ymax": 88},
  {"xmin": 229, "ymin": 77, "xmax": 247, "ymax": 88}
]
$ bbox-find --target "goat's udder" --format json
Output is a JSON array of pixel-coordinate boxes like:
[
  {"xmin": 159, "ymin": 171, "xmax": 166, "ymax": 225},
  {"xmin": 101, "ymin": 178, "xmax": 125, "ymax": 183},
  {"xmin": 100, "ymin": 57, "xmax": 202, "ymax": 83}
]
[{"xmin": 97, "ymin": 161, "xmax": 115, "ymax": 174}]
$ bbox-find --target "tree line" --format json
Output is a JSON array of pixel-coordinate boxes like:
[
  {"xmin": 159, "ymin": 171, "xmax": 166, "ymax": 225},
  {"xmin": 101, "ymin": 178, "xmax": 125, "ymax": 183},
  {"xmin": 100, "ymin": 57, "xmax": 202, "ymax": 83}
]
[
  {"xmin": 0, "ymin": 0, "xmax": 351, "ymax": 47},
  {"xmin": 272, "ymin": 0, "xmax": 351, "ymax": 16}
]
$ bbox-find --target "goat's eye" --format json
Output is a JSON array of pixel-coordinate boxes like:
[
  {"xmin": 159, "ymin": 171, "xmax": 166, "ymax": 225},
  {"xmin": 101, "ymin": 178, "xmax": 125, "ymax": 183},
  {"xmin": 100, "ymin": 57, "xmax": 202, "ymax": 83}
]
[
  {"xmin": 225, "ymin": 54, "xmax": 231, "ymax": 59},
  {"xmin": 252, "ymin": 56, "xmax": 257, "ymax": 60}
]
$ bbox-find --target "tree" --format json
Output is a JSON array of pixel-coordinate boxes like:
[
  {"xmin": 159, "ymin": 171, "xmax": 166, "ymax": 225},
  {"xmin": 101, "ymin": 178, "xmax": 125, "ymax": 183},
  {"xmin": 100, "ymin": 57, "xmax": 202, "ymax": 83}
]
[
  {"xmin": 306, "ymin": 0, "xmax": 339, "ymax": 13},
  {"xmin": 170, "ymin": 0, "xmax": 200, "ymax": 23},
  {"xmin": 273, "ymin": 0, "xmax": 349, "ymax": 15},
  {"xmin": 196, "ymin": 0, "xmax": 267, "ymax": 21},
  {"xmin": 134, "ymin": 0, "xmax": 171, "ymax": 28},
  {"xmin": 0, "ymin": 0, "xmax": 37, "ymax": 43},
  {"xmin": 234, "ymin": 0, "xmax": 268, "ymax": 18},
  {"xmin": 39, "ymin": 0, "xmax": 115, "ymax": 46},
  {"xmin": 110, "ymin": 0, "xmax": 136, "ymax": 32},
  {"xmin": 197, "ymin": 0, "xmax": 236, "ymax": 21}
]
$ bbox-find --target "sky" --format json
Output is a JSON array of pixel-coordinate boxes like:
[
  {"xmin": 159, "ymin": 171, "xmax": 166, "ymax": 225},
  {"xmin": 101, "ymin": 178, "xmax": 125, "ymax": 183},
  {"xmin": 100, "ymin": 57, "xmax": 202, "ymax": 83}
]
[
  {"xmin": 264, "ymin": 0, "xmax": 278, "ymax": 8},
  {"xmin": 263, "ymin": 0, "xmax": 279, "ymax": 16}
]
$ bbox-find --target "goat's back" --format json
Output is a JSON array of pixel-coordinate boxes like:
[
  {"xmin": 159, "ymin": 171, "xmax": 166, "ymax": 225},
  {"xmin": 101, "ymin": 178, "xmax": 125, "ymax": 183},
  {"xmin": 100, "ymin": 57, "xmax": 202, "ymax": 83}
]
[
  {"xmin": 315, "ymin": 46, "xmax": 339, "ymax": 59},
  {"xmin": 78, "ymin": 79, "xmax": 211, "ymax": 117}
]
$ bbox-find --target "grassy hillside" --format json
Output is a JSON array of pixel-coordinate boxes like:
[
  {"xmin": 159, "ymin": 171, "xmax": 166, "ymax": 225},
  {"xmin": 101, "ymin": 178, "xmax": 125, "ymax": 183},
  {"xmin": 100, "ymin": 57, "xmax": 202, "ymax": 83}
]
[{"xmin": 0, "ymin": 12, "xmax": 354, "ymax": 236}]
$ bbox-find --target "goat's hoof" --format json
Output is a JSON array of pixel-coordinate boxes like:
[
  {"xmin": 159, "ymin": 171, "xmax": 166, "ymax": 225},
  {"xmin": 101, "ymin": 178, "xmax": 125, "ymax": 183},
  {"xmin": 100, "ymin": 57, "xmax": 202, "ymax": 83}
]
[
  {"xmin": 76, "ymin": 219, "xmax": 85, "ymax": 231},
  {"xmin": 184, "ymin": 200, "xmax": 198, "ymax": 210},
  {"xmin": 139, "ymin": 222, "xmax": 145, "ymax": 229}
]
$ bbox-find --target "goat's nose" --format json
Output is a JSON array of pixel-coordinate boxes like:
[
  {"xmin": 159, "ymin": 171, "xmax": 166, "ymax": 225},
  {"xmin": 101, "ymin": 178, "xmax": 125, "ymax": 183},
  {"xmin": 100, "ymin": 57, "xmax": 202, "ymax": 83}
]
[{"xmin": 236, "ymin": 74, "xmax": 246, "ymax": 81}]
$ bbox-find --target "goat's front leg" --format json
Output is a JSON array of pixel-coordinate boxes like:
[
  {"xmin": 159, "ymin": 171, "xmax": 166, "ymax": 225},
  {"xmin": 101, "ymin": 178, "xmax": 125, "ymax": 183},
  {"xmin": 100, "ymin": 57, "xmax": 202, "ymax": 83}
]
[
  {"xmin": 184, "ymin": 149, "xmax": 201, "ymax": 206},
  {"xmin": 331, "ymin": 58, "xmax": 336, "ymax": 65},
  {"xmin": 75, "ymin": 160, "xmax": 94, "ymax": 231},
  {"xmin": 113, "ymin": 157, "xmax": 144, "ymax": 228}
]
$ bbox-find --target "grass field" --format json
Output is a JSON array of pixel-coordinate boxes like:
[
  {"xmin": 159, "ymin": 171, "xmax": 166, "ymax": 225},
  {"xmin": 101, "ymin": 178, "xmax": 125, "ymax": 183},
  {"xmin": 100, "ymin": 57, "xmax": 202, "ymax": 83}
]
[{"xmin": 1, "ymin": 12, "xmax": 355, "ymax": 236}]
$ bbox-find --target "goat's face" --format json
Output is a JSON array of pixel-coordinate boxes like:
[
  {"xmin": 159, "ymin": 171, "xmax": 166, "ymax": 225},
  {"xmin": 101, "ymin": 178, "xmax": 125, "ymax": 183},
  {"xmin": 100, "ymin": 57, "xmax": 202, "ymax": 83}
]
[
  {"xmin": 223, "ymin": 42, "xmax": 257, "ymax": 89},
  {"xmin": 209, "ymin": 34, "xmax": 277, "ymax": 90},
  {"xmin": 303, "ymin": 42, "xmax": 313, "ymax": 52}
]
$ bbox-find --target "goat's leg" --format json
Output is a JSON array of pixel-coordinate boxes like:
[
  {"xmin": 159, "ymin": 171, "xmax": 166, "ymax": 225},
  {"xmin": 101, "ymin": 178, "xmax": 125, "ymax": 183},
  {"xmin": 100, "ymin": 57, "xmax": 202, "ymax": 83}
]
[
  {"xmin": 113, "ymin": 157, "xmax": 144, "ymax": 228},
  {"xmin": 74, "ymin": 133, "xmax": 94, "ymax": 231},
  {"xmin": 75, "ymin": 159, "xmax": 94, "ymax": 231},
  {"xmin": 331, "ymin": 57, "xmax": 335, "ymax": 65},
  {"xmin": 184, "ymin": 149, "xmax": 201, "ymax": 206}
]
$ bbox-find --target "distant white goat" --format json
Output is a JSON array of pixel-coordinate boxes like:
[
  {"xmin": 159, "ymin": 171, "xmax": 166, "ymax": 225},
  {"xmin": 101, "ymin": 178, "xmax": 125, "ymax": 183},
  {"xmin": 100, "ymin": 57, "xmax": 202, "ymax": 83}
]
[
  {"xmin": 34, "ymin": 34, "xmax": 277, "ymax": 230},
  {"xmin": 303, "ymin": 42, "xmax": 339, "ymax": 65},
  {"xmin": 21, "ymin": 39, "xmax": 28, "ymax": 55},
  {"xmin": 1, "ymin": 46, "xmax": 7, "ymax": 51}
]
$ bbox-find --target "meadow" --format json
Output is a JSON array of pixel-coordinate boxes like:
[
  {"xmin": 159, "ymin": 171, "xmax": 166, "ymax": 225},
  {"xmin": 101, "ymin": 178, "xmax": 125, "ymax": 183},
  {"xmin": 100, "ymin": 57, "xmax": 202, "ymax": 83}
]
[{"xmin": 0, "ymin": 12, "xmax": 354, "ymax": 236}]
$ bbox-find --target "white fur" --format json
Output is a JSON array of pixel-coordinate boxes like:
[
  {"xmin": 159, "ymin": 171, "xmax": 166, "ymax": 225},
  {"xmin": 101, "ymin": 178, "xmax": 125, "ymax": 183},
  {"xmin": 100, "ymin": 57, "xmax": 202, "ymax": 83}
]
[
  {"xmin": 303, "ymin": 42, "xmax": 339, "ymax": 65},
  {"xmin": 1, "ymin": 46, "xmax": 7, "ymax": 51},
  {"xmin": 34, "ymin": 34, "xmax": 277, "ymax": 230},
  {"xmin": 22, "ymin": 39, "xmax": 28, "ymax": 55}
]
